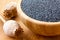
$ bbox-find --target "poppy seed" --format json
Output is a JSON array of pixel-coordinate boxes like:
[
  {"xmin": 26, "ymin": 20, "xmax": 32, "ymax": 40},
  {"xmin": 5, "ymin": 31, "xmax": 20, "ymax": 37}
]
[{"xmin": 21, "ymin": 0, "xmax": 60, "ymax": 22}]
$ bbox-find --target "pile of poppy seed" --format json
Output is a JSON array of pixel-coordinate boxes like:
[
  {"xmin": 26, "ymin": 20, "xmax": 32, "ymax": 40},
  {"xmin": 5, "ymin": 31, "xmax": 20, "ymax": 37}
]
[{"xmin": 21, "ymin": 0, "xmax": 60, "ymax": 22}]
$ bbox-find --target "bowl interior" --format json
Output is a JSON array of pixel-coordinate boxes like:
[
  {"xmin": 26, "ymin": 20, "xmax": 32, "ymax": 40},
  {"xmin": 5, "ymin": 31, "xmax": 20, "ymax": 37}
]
[{"xmin": 17, "ymin": 0, "xmax": 60, "ymax": 26}]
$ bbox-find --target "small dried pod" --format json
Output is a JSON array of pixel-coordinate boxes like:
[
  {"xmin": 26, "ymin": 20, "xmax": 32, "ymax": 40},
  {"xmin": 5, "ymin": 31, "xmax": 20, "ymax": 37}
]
[
  {"xmin": 3, "ymin": 20, "xmax": 23, "ymax": 37},
  {"xmin": 2, "ymin": 2, "xmax": 18, "ymax": 20}
]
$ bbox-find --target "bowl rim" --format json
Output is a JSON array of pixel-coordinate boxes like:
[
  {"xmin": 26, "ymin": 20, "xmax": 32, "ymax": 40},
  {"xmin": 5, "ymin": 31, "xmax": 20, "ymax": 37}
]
[{"xmin": 17, "ymin": 0, "xmax": 60, "ymax": 25}]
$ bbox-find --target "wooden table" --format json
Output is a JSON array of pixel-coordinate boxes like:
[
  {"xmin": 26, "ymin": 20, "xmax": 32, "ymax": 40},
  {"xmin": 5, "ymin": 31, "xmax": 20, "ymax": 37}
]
[{"xmin": 0, "ymin": 0, "xmax": 60, "ymax": 40}]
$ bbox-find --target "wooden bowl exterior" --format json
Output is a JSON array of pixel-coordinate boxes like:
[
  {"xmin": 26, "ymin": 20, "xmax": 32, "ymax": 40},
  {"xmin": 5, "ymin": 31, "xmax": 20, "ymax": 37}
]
[{"xmin": 17, "ymin": 0, "xmax": 60, "ymax": 36}]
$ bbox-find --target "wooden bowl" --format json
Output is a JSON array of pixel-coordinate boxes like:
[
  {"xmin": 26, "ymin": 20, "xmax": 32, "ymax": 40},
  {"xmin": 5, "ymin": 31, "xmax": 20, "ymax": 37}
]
[{"xmin": 17, "ymin": 0, "xmax": 60, "ymax": 36}]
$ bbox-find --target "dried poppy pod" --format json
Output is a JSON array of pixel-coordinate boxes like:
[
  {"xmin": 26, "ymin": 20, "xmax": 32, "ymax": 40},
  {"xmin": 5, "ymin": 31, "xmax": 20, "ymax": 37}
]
[
  {"xmin": 3, "ymin": 20, "xmax": 23, "ymax": 37},
  {"xmin": 0, "ymin": 14, "xmax": 23, "ymax": 37},
  {"xmin": 2, "ymin": 2, "xmax": 18, "ymax": 20}
]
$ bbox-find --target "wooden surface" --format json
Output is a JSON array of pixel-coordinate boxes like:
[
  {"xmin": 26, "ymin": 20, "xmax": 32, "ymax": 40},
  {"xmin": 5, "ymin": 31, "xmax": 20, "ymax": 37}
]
[{"xmin": 0, "ymin": 0, "xmax": 60, "ymax": 40}]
